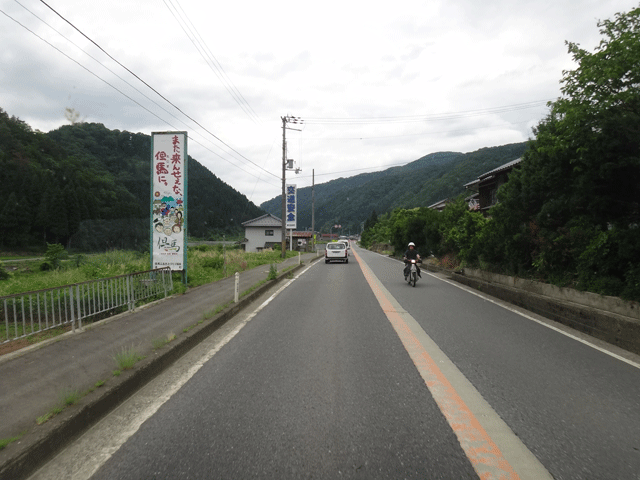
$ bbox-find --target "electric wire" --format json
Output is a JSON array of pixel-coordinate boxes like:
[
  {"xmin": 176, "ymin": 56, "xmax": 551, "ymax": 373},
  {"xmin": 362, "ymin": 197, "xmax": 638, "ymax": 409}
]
[
  {"xmin": 163, "ymin": 0, "xmax": 260, "ymax": 124},
  {"xmin": 9, "ymin": 2, "xmax": 231, "ymax": 164},
  {"xmin": 299, "ymin": 119, "xmax": 538, "ymax": 141},
  {"xmin": 3, "ymin": 4, "xmax": 278, "ymax": 185},
  {"xmin": 3, "ymin": 3, "xmax": 553, "ymax": 199},
  {"xmin": 303, "ymin": 100, "xmax": 551, "ymax": 124},
  {"xmin": 36, "ymin": 0, "xmax": 278, "ymax": 180}
]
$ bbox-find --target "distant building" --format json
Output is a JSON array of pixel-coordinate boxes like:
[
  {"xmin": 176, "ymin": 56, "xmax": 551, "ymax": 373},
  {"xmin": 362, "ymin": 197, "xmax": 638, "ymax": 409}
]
[
  {"xmin": 241, "ymin": 214, "xmax": 315, "ymax": 252},
  {"xmin": 241, "ymin": 213, "xmax": 282, "ymax": 252},
  {"xmin": 427, "ymin": 199, "xmax": 451, "ymax": 211},
  {"xmin": 464, "ymin": 158, "xmax": 522, "ymax": 215},
  {"xmin": 321, "ymin": 233, "xmax": 338, "ymax": 241}
]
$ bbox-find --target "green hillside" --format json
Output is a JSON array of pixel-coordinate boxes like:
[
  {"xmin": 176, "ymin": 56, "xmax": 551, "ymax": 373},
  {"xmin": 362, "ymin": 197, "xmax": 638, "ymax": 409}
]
[
  {"xmin": 0, "ymin": 108, "xmax": 264, "ymax": 251},
  {"xmin": 261, "ymin": 142, "xmax": 527, "ymax": 233}
]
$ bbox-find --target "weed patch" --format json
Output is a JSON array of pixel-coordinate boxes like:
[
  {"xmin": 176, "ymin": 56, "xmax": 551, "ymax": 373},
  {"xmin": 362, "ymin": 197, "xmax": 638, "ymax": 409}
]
[
  {"xmin": 267, "ymin": 263, "xmax": 278, "ymax": 280},
  {"xmin": 36, "ymin": 387, "xmax": 82, "ymax": 425},
  {"xmin": 152, "ymin": 332, "xmax": 176, "ymax": 350},
  {"xmin": 0, "ymin": 433, "xmax": 24, "ymax": 450},
  {"xmin": 113, "ymin": 345, "xmax": 144, "ymax": 370}
]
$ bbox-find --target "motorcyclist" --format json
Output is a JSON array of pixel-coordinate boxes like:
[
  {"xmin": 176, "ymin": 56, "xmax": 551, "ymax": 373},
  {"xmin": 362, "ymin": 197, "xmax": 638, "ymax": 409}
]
[{"xmin": 403, "ymin": 242, "xmax": 422, "ymax": 278}]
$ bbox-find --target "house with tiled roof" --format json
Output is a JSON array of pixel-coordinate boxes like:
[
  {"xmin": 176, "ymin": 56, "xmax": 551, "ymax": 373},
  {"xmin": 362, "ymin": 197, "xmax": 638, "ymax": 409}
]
[
  {"xmin": 464, "ymin": 157, "xmax": 522, "ymax": 215},
  {"xmin": 241, "ymin": 213, "xmax": 283, "ymax": 252},
  {"xmin": 428, "ymin": 198, "xmax": 451, "ymax": 211}
]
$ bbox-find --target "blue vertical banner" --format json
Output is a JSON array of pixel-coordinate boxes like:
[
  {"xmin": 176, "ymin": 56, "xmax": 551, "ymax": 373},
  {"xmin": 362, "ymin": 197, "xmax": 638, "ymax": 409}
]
[
  {"xmin": 151, "ymin": 132, "xmax": 188, "ymax": 273},
  {"xmin": 286, "ymin": 184, "xmax": 297, "ymax": 230}
]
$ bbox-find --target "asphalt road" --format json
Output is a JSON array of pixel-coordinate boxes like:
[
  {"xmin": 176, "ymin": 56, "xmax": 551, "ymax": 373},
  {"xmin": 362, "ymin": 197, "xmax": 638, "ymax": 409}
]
[{"xmin": 30, "ymin": 244, "xmax": 640, "ymax": 479}]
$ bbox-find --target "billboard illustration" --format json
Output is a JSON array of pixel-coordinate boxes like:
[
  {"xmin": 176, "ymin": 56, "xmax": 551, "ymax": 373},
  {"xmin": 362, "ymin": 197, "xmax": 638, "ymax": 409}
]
[{"xmin": 151, "ymin": 132, "xmax": 187, "ymax": 272}]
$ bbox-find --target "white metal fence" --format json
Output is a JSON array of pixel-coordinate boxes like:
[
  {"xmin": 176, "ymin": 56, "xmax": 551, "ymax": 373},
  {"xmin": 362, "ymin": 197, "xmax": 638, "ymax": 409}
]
[{"xmin": 1, "ymin": 268, "xmax": 173, "ymax": 344}]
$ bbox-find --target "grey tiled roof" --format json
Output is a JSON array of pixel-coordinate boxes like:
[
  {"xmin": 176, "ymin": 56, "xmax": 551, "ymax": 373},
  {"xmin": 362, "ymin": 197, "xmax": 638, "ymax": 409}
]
[
  {"xmin": 478, "ymin": 157, "xmax": 522, "ymax": 180},
  {"xmin": 242, "ymin": 213, "xmax": 282, "ymax": 227}
]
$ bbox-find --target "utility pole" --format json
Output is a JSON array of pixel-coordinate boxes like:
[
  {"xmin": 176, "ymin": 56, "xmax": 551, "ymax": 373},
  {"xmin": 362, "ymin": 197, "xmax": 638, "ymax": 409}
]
[
  {"xmin": 311, "ymin": 169, "xmax": 315, "ymax": 251},
  {"xmin": 280, "ymin": 115, "xmax": 303, "ymax": 258},
  {"xmin": 281, "ymin": 117, "xmax": 286, "ymax": 258}
]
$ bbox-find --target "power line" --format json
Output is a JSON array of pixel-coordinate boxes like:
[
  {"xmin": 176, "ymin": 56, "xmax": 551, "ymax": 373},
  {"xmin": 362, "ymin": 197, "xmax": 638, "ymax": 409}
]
[
  {"xmin": 303, "ymin": 100, "xmax": 551, "ymax": 125},
  {"xmin": 1, "ymin": 6, "xmax": 280, "ymax": 186},
  {"xmin": 36, "ymin": 0, "xmax": 278, "ymax": 180},
  {"xmin": 297, "ymin": 163, "xmax": 408, "ymax": 179},
  {"xmin": 299, "ymin": 119, "xmax": 537, "ymax": 141},
  {"xmin": 12, "ymin": 0, "xmax": 274, "ymax": 182},
  {"xmin": 162, "ymin": 0, "xmax": 260, "ymax": 124}
]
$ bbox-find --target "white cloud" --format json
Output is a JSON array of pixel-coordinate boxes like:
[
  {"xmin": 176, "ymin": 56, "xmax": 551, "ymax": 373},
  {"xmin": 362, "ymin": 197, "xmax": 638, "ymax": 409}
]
[{"xmin": 1, "ymin": 0, "xmax": 637, "ymax": 204}]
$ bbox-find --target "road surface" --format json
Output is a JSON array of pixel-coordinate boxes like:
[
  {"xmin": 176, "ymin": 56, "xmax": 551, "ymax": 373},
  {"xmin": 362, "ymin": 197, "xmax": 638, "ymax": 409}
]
[{"xmin": 30, "ymin": 244, "xmax": 640, "ymax": 479}]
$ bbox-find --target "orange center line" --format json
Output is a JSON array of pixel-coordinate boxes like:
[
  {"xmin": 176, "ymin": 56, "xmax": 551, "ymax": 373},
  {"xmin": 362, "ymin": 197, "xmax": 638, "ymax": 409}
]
[{"xmin": 353, "ymin": 248, "xmax": 520, "ymax": 480}]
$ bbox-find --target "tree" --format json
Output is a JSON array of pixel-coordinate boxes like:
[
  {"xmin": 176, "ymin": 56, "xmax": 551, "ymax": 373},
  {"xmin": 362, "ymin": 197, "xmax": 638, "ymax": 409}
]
[
  {"xmin": 555, "ymin": 6, "xmax": 640, "ymax": 227},
  {"xmin": 363, "ymin": 210, "xmax": 378, "ymax": 231},
  {"xmin": 485, "ymin": 6, "xmax": 640, "ymax": 295},
  {"xmin": 0, "ymin": 192, "xmax": 30, "ymax": 247}
]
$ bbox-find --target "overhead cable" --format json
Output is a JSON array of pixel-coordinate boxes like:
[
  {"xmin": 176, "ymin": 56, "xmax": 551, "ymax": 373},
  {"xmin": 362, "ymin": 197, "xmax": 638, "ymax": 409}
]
[
  {"xmin": 36, "ymin": 0, "xmax": 277, "ymax": 180},
  {"xmin": 303, "ymin": 100, "xmax": 551, "ymax": 125},
  {"xmin": 162, "ymin": 0, "xmax": 260, "ymax": 124},
  {"xmin": 1, "ymin": 6, "xmax": 279, "ymax": 185}
]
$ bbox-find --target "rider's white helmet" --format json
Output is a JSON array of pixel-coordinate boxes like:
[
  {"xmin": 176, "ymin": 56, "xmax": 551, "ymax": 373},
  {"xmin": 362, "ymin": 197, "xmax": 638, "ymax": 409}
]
[{"xmin": 408, "ymin": 242, "xmax": 415, "ymax": 247}]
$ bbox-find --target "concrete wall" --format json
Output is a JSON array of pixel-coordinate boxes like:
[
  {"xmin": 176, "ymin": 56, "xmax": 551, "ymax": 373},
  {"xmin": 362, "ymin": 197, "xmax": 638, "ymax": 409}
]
[{"xmin": 443, "ymin": 267, "xmax": 640, "ymax": 355}]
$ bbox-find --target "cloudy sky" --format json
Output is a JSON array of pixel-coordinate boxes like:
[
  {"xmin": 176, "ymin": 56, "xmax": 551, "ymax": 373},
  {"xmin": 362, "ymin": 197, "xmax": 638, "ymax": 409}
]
[{"xmin": 1, "ymin": 0, "xmax": 637, "ymax": 206}]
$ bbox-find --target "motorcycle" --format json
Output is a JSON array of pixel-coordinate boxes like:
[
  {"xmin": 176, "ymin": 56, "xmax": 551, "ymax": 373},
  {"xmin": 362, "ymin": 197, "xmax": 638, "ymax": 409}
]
[{"xmin": 404, "ymin": 258, "xmax": 421, "ymax": 287}]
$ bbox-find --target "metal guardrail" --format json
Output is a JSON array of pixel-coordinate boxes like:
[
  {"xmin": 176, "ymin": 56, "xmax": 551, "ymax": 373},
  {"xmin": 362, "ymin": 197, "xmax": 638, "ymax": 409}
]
[{"xmin": 1, "ymin": 268, "xmax": 173, "ymax": 344}]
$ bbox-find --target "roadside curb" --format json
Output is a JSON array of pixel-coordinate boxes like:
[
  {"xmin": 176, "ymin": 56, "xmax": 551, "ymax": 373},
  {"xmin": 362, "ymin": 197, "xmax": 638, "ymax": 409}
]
[
  {"xmin": 0, "ymin": 257, "xmax": 320, "ymax": 480},
  {"xmin": 450, "ymin": 270, "xmax": 640, "ymax": 356},
  {"xmin": 395, "ymin": 256, "xmax": 640, "ymax": 356}
]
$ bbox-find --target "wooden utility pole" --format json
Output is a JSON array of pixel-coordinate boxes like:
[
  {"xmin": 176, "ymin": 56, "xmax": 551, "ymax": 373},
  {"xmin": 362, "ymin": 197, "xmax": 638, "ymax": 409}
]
[
  {"xmin": 280, "ymin": 115, "xmax": 303, "ymax": 258},
  {"xmin": 311, "ymin": 169, "xmax": 315, "ymax": 250},
  {"xmin": 281, "ymin": 116, "xmax": 287, "ymax": 258}
]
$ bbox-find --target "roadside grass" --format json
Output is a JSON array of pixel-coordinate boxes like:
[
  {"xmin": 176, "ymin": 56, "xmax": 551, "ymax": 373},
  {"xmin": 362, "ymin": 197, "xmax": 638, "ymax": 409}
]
[
  {"xmin": 112, "ymin": 345, "xmax": 144, "ymax": 375},
  {"xmin": 33, "ymin": 378, "xmax": 107, "ymax": 428},
  {"xmin": 0, "ymin": 433, "xmax": 25, "ymax": 451},
  {"xmin": 0, "ymin": 247, "xmax": 299, "ymax": 344},
  {"xmin": 152, "ymin": 332, "xmax": 176, "ymax": 350},
  {"xmin": 0, "ymin": 247, "xmax": 298, "ymax": 297},
  {"xmin": 267, "ymin": 263, "xmax": 278, "ymax": 280},
  {"xmin": 0, "ymin": 250, "xmax": 148, "ymax": 297},
  {"xmin": 36, "ymin": 387, "xmax": 82, "ymax": 425},
  {"xmin": 187, "ymin": 248, "xmax": 297, "ymax": 288},
  {"xmin": 0, "ymin": 250, "xmax": 309, "ymax": 448},
  {"xmin": 0, "ymin": 325, "xmax": 69, "ymax": 348},
  {"xmin": 240, "ymin": 280, "xmax": 268, "ymax": 299},
  {"xmin": 203, "ymin": 302, "xmax": 230, "ymax": 321}
]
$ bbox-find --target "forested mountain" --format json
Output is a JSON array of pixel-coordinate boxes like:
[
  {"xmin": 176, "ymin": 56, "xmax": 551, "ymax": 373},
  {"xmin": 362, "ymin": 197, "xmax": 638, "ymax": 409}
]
[
  {"xmin": 260, "ymin": 142, "xmax": 527, "ymax": 233},
  {"xmin": 0, "ymin": 108, "xmax": 264, "ymax": 251}
]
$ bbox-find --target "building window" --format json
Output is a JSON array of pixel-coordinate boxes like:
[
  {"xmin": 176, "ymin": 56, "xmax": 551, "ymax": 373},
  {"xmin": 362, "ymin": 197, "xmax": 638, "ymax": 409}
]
[{"xmin": 265, "ymin": 230, "xmax": 274, "ymax": 236}]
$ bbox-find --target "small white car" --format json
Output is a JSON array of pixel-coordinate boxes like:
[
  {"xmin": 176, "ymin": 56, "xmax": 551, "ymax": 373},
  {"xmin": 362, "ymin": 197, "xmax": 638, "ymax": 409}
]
[
  {"xmin": 337, "ymin": 239, "xmax": 350, "ymax": 251},
  {"xmin": 325, "ymin": 242, "xmax": 348, "ymax": 263}
]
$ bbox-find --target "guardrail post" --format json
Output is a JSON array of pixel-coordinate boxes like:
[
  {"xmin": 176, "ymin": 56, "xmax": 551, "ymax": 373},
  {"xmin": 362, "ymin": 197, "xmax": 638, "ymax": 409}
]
[
  {"xmin": 234, "ymin": 272, "xmax": 239, "ymax": 303},
  {"xmin": 76, "ymin": 285, "xmax": 82, "ymax": 330},
  {"xmin": 163, "ymin": 268, "xmax": 169, "ymax": 297},
  {"xmin": 127, "ymin": 275, "xmax": 134, "ymax": 312},
  {"xmin": 69, "ymin": 286, "xmax": 76, "ymax": 334}
]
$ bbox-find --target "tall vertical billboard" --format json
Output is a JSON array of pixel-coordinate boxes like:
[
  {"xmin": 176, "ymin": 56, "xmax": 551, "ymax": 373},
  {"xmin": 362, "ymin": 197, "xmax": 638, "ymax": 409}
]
[
  {"xmin": 286, "ymin": 184, "xmax": 297, "ymax": 230},
  {"xmin": 151, "ymin": 132, "xmax": 188, "ymax": 272}
]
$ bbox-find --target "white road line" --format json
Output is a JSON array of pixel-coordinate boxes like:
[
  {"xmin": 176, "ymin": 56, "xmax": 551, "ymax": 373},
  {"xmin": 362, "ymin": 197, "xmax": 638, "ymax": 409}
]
[
  {"xmin": 366, "ymin": 247, "xmax": 640, "ymax": 370},
  {"xmin": 28, "ymin": 263, "xmax": 317, "ymax": 480},
  {"xmin": 353, "ymin": 248, "xmax": 553, "ymax": 479},
  {"xmin": 430, "ymin": 273, "xmax": 640, "ymax": 370}
]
